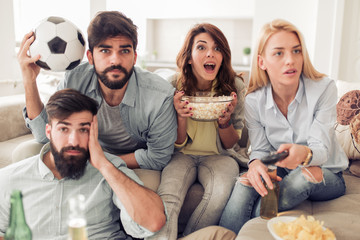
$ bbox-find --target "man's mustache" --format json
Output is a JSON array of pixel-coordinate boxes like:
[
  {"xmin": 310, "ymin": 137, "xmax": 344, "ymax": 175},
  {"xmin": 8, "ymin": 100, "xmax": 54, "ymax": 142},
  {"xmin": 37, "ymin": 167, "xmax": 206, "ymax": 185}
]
[
  {"xmin": 61, "ymin": 145, "xmax": 87, "ymax": 153},
  {"xmin": 103, "ymin": 65, "xmax": 127, "ymax": 74}
]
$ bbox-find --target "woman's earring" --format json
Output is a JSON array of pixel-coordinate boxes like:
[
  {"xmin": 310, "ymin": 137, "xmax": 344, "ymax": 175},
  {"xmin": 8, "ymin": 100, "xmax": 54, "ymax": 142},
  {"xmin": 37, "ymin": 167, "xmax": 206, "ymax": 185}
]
[{"xmin": 260, "ymin": 66, "xmax": 266, "ymax": 70}]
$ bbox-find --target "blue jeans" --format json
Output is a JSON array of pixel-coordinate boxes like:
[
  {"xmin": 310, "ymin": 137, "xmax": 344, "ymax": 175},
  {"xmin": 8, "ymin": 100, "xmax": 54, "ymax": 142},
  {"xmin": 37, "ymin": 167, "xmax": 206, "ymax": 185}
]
[
  {"xmin": 219, "ymin": 167, "xmax": 346, "ymax": 234},
  {"xmin": 148, "ymin": 152, "xmax": 239, "ymax": 240}
]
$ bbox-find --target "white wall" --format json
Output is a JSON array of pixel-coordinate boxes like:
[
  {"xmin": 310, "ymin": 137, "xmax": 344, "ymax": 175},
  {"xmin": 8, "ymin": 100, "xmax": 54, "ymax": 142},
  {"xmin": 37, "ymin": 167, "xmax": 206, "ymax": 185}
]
[
  {"xmin": 338, "ymin": 0, "xmax": 360, "ymax": 82},
  {"xmin": 0, "ymin": 0, "xmax": 19, "ymax": 81},
  {"xmin": 107, "ymin": 0, "xmax": 255, "ymax": 64}
]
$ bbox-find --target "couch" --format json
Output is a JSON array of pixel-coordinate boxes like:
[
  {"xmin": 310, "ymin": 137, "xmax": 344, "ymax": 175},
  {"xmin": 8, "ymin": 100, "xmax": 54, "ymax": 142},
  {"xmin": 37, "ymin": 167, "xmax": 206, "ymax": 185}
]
[{"xmin": 0, "ymin": 79, "xmax": 359, "ymax": 240}]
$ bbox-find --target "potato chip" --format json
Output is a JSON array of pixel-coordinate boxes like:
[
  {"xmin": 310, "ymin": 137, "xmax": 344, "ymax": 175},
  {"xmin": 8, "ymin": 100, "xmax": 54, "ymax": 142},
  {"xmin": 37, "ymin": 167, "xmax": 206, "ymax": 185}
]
[{"xmin": 273, "ymin": 215, "xmax": 335, "ymax": 240}]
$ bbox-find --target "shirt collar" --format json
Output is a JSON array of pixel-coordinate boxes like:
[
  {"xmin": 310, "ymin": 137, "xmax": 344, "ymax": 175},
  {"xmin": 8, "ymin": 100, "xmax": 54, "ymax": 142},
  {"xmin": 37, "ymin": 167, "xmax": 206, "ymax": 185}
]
[
  {"xmin": 265, "ymin": 75, "xmax": 305, "ymax": 110},
  {"xmin": 38, "ymin": 143, "xmax": 56, "ymax": 180},
  {"xmin": 86, "ymin": 66, "xmax": 100, "ymax": 95},
  {"xmin": 119, "ymin": 67, "xmax": 138, "ymax": 108}
]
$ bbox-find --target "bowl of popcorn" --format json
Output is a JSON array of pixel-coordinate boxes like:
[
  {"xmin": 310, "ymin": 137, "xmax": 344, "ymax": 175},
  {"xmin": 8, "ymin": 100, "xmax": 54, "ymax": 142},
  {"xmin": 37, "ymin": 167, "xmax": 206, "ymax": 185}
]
[{"xmin": 182, "ymin": 92, "xmax": 233, "ymax": 121}]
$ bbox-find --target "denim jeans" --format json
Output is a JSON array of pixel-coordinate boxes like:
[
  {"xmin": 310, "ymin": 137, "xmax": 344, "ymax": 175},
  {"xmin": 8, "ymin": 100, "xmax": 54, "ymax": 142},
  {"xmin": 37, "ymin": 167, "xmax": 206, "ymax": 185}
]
[
  {"xmin": 147, "ymin": 152, "xmax": 239, "ymax": 240},
  {"xmin": 219, "ymin": 167, "xmax": 346, "ymax": 234}
]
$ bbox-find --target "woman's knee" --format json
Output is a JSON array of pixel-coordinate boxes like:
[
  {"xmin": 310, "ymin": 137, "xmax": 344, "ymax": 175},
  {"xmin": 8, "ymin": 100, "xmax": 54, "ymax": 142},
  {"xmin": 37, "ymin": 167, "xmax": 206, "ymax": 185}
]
[
  {"xmin": 236, "ymin": 172, "xmax": 252, "ymax": 187},
  {"xmin": 301, "ymin": 166, "xmax": 323, "ymax": 183}
]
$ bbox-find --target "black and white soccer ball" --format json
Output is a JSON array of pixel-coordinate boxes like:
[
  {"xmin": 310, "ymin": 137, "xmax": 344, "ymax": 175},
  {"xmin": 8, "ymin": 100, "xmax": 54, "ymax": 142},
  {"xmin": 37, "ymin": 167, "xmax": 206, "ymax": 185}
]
[{"xmin": 29, "ymin": 16, "xmax": 86, "ymax": 72}]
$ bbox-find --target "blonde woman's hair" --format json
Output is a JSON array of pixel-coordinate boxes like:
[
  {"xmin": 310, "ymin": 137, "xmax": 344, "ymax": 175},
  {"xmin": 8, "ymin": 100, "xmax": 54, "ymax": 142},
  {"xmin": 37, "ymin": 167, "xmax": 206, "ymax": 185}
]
[{"xmin": 247, "ymin": 19, "xmax": 326, "ymax": 95}]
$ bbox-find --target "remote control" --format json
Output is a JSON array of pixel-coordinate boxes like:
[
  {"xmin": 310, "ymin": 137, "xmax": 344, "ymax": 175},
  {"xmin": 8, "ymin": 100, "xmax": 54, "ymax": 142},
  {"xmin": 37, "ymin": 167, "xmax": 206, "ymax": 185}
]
[{"xmin": 261, "ymin": 151, "xmax": 289, "ymax": 165}]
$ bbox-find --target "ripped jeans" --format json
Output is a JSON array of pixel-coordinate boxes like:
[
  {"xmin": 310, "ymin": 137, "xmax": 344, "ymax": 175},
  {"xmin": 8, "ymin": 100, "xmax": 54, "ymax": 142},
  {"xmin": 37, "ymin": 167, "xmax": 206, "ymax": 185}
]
[{"xmin": 218, "ymin": 167, "xmax": 346, "ymax": 234}]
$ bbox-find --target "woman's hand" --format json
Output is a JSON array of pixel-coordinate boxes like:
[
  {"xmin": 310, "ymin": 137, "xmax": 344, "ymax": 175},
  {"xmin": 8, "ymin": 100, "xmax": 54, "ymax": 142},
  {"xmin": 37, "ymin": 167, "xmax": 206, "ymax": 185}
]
[
  {"xmin": 173, "ymin": 91, "xmax": 192, "ymax": 118},
  {"xmin": 276, "ymin": 143, "xmax": 309, "ymax": 169},
  {"xmin": 218, "ymin": 92, "xmax": 237, "ymax": 125},
  {"xmin": 247, "ymin": 160, "xmax": 282, "ymax": 196}
]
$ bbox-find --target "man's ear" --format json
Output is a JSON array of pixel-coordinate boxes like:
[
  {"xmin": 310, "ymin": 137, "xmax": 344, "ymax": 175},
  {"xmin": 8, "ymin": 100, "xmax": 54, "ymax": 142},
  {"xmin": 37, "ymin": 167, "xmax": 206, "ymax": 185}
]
[
  {"xmin": 45, "ymin": 123, "xmax": 51, "ymax": 140},
  {"xmin": 87, "ymin": 50, "xmax": 94, "ymax": 65},
  {"xmin": 133, "ymin": 51, "xmax": 137, "ymax": 65}
]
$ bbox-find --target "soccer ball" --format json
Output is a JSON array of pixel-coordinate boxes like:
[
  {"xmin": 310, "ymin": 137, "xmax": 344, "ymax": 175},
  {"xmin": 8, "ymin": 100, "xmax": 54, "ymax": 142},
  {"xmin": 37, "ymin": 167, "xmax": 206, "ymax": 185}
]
[{"xmin": 29, "ymin": 16, "xmax": 86, "ymax": 72}]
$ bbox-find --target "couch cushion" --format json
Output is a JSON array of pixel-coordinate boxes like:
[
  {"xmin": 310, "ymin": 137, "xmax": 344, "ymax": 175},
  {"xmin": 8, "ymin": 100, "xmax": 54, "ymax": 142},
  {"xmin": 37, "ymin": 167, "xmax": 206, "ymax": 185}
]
[
  {"xmin": 0, "ymin": 94, "xmax": 30, "ymax": 142},
  {"xmin": 0, "ymin": 134, "xmax": 34, "ymax": 168}
]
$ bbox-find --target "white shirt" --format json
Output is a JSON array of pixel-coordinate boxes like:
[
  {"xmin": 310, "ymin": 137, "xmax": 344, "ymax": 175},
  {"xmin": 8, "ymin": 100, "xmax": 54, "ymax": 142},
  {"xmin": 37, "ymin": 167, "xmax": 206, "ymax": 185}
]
[
  {"xmin": 245, "ymin": 75, "xmax": 348, "ymax": 172},
  {"xmin": 0, "ymin": 143, "xmax": 153, "ymax": 239}
]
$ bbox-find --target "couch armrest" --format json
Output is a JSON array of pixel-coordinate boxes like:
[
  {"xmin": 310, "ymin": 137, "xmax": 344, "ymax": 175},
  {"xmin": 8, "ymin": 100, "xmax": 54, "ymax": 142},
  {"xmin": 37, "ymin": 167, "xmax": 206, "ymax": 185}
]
[{"xmin": 0, "ymin": 94, "xmax": 30, "ymax": 142}]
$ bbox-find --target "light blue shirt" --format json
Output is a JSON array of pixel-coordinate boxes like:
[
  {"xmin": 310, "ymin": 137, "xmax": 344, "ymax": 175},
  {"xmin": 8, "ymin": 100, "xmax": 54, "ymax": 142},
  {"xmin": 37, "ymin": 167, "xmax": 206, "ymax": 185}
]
[
  {"xmin": 23, "ymin": 63, "xmax": 177, "ymax": 170},
  {"xmin": 0, "ymin": 143, "xmax": 154, "ymax": 239},
  {"xmin": 245, "ymin": 75, "xmax": 348, "ymax": 173}
]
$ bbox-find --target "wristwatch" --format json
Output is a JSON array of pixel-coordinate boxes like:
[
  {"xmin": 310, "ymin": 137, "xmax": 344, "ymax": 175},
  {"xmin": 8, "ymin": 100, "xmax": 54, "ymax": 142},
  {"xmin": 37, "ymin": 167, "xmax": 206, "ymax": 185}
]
[{"xmin": 303, "ymin": 146, "xmax": 313, "ymax": 166}]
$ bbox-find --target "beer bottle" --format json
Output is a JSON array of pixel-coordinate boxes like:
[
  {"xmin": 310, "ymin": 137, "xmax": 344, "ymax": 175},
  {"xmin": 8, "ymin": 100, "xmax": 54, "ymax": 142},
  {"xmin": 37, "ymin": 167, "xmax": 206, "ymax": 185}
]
[
  {"xmin": 4, "ymin": 194, "xmax": 16, "ymax": 240},
  {"xmin": 5, "ymin": 190, "xmax": 32, "ymax": 240},
  {"xmin": 260, "ymin": 168, "xmax": 280, "ymax": 219},
  {"xmin": 68, "ymin": 194, "xmax": 88, "ymax": 240}
]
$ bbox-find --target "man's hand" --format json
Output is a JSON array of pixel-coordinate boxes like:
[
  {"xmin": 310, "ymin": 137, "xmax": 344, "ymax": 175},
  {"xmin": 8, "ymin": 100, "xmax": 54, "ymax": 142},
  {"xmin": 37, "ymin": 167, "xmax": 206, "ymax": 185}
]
[
  {"xmin": 17, "ymin": 31, "xmax": 41, "ymax": 82},
  {"xmin": 88, "ymin": 116, "xmax": 109, "ymax": 170}
]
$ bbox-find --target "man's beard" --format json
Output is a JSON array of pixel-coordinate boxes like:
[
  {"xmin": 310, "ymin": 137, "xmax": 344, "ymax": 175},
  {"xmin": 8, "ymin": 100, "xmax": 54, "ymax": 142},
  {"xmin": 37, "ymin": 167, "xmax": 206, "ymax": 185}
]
[
  {"xmin": 50, "ymin": 140, "xmax": 90, "ymax": 180},
  {"xmin": 95, "ymin": 64, "xmax": 134, "ymax": 90}
]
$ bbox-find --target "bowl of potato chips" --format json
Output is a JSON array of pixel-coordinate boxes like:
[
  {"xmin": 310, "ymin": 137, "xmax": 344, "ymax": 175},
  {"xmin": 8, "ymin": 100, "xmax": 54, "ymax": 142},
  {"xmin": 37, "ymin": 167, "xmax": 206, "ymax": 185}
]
[{"xmin": 267, "ymin": 215, "xmax": 336, "ymax": 240}]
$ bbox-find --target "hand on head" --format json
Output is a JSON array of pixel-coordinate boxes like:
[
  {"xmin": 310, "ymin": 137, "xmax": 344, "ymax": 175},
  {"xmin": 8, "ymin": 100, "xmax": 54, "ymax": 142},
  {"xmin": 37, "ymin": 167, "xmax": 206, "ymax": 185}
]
[{"xmin": 88, "ymin": 115, "xmax": 107, "ymax": 170}]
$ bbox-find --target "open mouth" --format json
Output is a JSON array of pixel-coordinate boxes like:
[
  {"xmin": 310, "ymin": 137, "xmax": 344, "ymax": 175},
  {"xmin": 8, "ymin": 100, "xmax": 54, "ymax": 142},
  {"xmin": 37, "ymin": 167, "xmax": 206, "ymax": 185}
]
[
  {"xmin": 204, "ymin": 63, "xmax": 216, "ymax": 71},
  {"xmin": 285, "ymin": 69, "xmax": 297, "ymax": 74}
]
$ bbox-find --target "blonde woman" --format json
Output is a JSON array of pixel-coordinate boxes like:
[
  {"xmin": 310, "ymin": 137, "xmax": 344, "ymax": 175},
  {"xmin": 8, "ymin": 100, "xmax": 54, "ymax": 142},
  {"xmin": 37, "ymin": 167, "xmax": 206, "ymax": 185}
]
[{"xmin": 219, "ymin": 19, "xmax": 348, "ymax": 233}]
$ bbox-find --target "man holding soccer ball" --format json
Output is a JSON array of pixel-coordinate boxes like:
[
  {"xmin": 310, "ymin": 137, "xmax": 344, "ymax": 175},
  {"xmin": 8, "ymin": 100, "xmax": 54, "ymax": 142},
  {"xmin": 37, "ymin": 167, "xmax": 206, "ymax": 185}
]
[{"xmin": 17, "ymin": 11, "xmax": 177, "ymax": 171}]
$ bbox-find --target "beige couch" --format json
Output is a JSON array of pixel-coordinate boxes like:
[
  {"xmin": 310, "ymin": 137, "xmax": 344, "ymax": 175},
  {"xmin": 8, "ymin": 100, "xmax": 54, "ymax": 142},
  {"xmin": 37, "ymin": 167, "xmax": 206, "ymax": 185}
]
[{"xmin": 1, "ymin": 80, "xmax": 359, "ymax": 240}]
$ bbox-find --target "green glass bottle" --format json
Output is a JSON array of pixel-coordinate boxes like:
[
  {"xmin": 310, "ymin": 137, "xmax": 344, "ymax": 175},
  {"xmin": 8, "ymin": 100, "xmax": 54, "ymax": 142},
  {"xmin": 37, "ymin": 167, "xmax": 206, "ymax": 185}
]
[
  {"xmin": 4, "ymin": 190, "xmax": 32, "ymax": 240},
  {"xmin": 4, "ymin": 194, "xmax": 16, "ymax": 240}
]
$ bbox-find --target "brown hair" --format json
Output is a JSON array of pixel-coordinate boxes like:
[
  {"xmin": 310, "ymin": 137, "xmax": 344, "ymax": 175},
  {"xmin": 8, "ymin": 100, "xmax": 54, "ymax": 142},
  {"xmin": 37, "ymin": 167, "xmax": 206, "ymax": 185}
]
[
  {"xmin": 87, "ymin": 11, "xmax": 138, "ymax": 52},
  {"xmin": 176, "ymin": 23, "xmax": 239, "ymax": 96},
  {"xmin": 46, "ymin": 89, "xmax": 98, "ymax": 123},
  {"xmin": 247, "ymin": 19, "xmax": 326, "ymax": 95}
]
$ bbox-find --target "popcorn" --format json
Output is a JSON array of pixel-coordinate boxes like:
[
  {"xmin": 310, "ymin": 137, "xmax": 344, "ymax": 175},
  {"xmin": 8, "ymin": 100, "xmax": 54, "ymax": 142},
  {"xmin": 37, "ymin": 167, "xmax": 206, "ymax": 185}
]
[{"xmin": 182, "ymin": 95, "xmax": 232, "ymax": 121}]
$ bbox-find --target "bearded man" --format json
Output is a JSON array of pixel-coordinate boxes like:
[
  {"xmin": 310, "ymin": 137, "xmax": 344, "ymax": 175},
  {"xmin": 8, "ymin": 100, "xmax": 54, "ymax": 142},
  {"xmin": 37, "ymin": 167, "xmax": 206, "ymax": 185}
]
[{"xmin": 0, "ymin": 89, "xmax": 166, "ymax": 239}]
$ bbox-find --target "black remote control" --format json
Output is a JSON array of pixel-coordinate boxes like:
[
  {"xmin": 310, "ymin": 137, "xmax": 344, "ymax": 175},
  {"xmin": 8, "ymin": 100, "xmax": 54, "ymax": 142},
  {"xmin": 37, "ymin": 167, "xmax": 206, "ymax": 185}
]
[{"xmin": 261, "ymin": 151, "xmax": 289, "ymax": 165}]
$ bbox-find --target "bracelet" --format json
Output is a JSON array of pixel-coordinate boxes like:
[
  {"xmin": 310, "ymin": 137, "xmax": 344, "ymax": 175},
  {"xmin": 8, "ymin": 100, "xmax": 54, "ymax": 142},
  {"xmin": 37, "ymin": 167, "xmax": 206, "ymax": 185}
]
[
  {"xmin": 218, "ymin": 120, "xmax": 232, "ymax": 129},
  {"xmin": 303, "ymin": 146, "xmax": 313, "ymax": 166}
]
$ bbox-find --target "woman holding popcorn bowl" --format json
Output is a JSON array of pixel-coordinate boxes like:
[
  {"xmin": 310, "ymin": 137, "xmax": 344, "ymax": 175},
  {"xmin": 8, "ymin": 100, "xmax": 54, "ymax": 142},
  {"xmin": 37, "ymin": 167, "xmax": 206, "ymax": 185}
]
[{"xmin": 149, "ymin": 23, "xmax": 246, "ymax": 239}]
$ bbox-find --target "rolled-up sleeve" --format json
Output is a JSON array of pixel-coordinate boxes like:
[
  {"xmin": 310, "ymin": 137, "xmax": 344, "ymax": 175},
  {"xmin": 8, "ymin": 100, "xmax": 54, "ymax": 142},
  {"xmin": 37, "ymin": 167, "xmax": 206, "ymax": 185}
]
[
  {"xmin": 109, "ymin": 158, "xmax": 156, "ymax": 238},
  {"xmin": 23, "ymin": 107, "xmax": 49, "ymax": 144}
]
